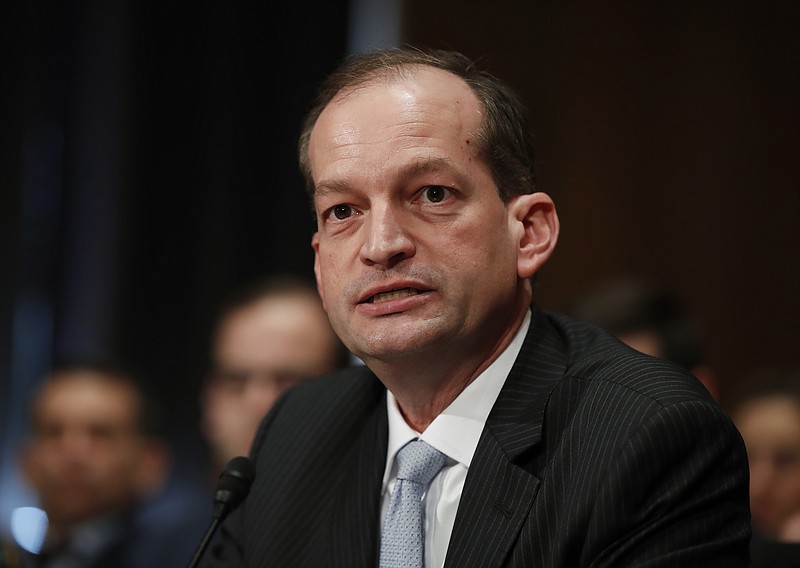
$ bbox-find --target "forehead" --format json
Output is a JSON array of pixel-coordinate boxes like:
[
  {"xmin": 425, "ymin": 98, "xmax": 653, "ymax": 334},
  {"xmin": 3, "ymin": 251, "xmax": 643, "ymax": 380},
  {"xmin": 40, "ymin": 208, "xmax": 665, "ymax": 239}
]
[
  {"xmin": 309, "ymin": 66, "xmax": 483, "ymax": 170},
  {"xmin": 331, "ymin": 64, "xmax": 479, "ymax": 111},
  {"xmin": 737, "ymin": 396, "xmax": 800, "ymax": 438},
  {"xmin": 217, "ymin": 296, "xmax": 333, "ymax": 358},
  {"xmin": 220, "ymin": 295, "xmax": 325, "ymax": 338},
  {"xmin": 35, "ymin": 372, "xmax": 139, "ymax": 427}
]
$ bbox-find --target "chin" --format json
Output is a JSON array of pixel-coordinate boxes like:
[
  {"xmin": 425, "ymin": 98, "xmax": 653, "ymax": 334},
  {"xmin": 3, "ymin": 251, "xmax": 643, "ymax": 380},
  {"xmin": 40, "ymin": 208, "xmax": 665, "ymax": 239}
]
[
  {"xmin": 359, "ymin": 334, "xmax": 441, "ymax": 362},
  {"xmin": 346, "ymin": 314, "xmax": 452, "ymax": 359}
]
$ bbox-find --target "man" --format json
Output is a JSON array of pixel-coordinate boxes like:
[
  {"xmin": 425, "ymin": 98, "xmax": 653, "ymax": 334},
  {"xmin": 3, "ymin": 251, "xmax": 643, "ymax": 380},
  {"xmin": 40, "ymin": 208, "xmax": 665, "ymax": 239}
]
[
  {"xmin": 204, "ymin": 48, "xmax": 750, "ymax": 567},
  {"xmin": 201, "ymin": 276, "xmax": 349, "ymax": 474},
  {"xmin": 731, "ymin": 372, "xmax": 800, "ymax": 567},
  {"xmin": 8, "ymin": 363, "xmax": 189, "ymax": 567}
]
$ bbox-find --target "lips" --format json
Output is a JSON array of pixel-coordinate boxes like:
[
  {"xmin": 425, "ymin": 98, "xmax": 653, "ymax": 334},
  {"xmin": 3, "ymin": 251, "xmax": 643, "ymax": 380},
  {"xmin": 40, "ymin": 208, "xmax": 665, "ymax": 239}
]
[{"xmin": 369, "ymin": 288, "xmax": 419, "ymax": 303}]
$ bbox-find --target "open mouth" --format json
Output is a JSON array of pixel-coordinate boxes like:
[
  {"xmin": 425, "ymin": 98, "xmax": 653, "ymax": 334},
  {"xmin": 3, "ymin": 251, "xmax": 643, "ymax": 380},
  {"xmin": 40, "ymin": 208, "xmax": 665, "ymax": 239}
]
[{"xmin": 368, "ymin": 288, "xmax": 420, "ymax": 303}]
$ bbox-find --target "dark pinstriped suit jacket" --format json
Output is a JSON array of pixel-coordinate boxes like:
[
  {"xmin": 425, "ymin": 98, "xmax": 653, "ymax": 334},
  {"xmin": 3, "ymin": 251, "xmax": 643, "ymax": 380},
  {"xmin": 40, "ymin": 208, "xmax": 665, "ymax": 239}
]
[{"xmin": 204, "ymin": 308, "xmax": 751, "ymax": 567}]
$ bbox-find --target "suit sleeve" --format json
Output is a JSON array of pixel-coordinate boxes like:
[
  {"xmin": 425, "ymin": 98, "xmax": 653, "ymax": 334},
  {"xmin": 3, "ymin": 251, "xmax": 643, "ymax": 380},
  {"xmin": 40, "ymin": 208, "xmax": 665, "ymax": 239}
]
[{"xmin": 586, "ymin": 399, "xmax": 751, "ymax": 567}]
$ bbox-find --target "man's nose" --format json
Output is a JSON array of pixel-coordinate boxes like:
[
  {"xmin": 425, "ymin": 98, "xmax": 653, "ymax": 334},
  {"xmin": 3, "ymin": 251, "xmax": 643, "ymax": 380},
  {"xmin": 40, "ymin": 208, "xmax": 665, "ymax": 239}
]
[{"xmin": 359, "ymin": 204, "xmax": 415, "ymax": 268}]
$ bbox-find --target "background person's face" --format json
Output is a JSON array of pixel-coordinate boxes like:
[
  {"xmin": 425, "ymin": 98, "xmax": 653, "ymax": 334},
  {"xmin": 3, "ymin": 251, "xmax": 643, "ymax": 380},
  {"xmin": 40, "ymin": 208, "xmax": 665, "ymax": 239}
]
[
  {"xmin": 735, "ymin": 395, "xmax": 800, "ymax": 536},
  {"xmin": 203, "ymin": 295, "xmax": 338, "ymax": 464},
  {"xmin": 22, "ymin": 373, "xmax": 149, "ymax": 527}
]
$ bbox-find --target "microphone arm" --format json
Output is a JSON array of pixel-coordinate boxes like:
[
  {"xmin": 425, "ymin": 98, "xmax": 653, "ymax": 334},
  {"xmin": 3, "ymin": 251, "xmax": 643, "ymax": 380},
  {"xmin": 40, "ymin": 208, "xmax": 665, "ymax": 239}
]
[{"xmin": 187, "ymin": 456, "xmax": 256, "ymax": 568}]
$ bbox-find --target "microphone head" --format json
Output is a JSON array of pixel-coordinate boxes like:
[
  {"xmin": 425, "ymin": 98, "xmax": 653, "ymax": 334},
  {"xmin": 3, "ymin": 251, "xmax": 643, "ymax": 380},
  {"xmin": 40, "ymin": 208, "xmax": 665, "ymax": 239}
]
[{"xmin": 213, "ymin": 456, "xmax": 255, "ymax": 520}]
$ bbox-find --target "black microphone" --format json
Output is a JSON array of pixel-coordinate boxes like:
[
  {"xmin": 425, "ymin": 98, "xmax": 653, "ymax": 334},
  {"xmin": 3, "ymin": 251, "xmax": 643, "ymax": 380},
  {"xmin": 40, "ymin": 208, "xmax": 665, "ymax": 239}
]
[{"xmin": 187, "ymin": 456, "xmax": 256, "ymax": 568}]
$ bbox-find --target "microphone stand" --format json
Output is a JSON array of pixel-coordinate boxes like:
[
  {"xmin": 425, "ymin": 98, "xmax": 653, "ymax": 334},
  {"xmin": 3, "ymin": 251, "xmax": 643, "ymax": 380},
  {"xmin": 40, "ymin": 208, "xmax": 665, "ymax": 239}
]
[
  {"xmin": 186, "ymin": 456, "xmax": 255, "ymax": 568},
  {"xmin": 187, "ymin": 516, "xmax": 221, "ymax": 568}
]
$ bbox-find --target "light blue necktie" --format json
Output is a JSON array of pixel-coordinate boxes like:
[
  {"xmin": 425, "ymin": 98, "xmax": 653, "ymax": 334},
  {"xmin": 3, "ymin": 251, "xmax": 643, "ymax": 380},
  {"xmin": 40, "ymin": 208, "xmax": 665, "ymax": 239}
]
[{"xmin": 380, "ymin": 439, "xmax": 447, "ymax": 568}]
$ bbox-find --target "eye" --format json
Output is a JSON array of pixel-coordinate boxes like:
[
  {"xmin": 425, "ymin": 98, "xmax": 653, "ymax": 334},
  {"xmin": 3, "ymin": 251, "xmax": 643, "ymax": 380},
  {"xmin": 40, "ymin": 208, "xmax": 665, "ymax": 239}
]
[
  {"xmin": 421, "ymin": 186, "xmax": 450, "ymax": 203},
  {"xmin": 328, "ymin": 204, "xmax": 354, "ymax": 221},
  {"xmin": 774, "ymin": 450, "xmax": 800, "ymax": 470},
  {"xmin": 39, "ymin": 424, "xmax": 64, "ymax": 441}
]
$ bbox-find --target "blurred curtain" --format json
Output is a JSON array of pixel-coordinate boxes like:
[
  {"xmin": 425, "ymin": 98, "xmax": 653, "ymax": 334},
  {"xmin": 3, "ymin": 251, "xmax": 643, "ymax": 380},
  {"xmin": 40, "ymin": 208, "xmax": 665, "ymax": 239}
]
[{"xmin": 0, "ymin": 0, "xmax": 349, "ymax": 535}]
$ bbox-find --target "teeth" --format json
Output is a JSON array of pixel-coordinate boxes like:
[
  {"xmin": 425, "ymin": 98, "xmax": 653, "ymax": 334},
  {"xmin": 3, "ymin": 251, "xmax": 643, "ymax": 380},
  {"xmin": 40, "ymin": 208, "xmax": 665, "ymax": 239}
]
[{"xmin": 370, "ymin": 288, "xmax": 419, "ymax": 303}]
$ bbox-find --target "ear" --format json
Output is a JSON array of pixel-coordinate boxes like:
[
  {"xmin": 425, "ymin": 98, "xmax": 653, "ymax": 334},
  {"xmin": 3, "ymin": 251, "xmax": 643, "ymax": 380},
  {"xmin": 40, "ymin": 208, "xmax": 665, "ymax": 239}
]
[
  {"xmin": 311, "ymin": 232, "xmax": 327, "ymax": 311},
  {"xmin": 508, "ymin": 192, "xmax": 559, "ymax": 279}
]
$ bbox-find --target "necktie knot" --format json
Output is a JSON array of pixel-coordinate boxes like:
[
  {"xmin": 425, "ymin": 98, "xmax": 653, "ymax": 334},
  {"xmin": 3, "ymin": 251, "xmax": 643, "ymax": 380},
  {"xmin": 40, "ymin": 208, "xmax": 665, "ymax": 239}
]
[{"xmin": 395, "ymin": 439, "xmax": 447, "ymax": 487}]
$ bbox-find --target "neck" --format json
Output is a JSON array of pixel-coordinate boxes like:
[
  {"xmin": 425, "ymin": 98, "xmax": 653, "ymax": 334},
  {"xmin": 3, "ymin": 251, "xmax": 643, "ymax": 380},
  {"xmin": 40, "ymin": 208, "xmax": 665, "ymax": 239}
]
[{"xmin": 367, "ymin": 301, "xmax": 529, "ymax": 432}]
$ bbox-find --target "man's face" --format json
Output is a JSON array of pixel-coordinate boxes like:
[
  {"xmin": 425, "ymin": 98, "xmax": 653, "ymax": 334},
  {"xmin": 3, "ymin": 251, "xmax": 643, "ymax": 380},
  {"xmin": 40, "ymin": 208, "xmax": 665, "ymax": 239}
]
[
  {"xmin": 309, "ymin": 67, "xmax": 529, "ymax": 365},
  {"xmin": 22, "ymin": 373, "xmax": 150, "ymax": 528},
  {"xmin": 203, "ymin": 295, "xmax": 339, "ymax": 464},
  {"xmin": 734, "ymin": 396, "xmax": 800, "ymax": 536}
]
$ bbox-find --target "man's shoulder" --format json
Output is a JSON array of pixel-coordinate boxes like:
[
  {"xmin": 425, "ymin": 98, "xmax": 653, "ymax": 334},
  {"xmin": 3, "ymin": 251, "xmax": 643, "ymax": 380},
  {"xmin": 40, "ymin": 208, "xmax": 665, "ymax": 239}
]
[
  {"xmin": 543, "ymin": 310, "xmax": 714, "ymax": 406},
  {"xmin": 286, "ymin": 364, "xmax": 383, "ymax": 407}
]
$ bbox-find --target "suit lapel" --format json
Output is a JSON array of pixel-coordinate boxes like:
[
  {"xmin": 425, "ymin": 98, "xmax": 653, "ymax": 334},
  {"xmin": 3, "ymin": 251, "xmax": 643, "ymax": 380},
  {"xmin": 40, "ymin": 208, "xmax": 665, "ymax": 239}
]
[
  {"xmin": 445, "ymin": 308, "xmax": 567, "ymax": 567},
  {"xmin": 329, "ymin": 374, "xmax": 388, "ymax": 567},
  {"xmin": 444, "ymin": 427, "xmax": 541, "ymax": 567}
]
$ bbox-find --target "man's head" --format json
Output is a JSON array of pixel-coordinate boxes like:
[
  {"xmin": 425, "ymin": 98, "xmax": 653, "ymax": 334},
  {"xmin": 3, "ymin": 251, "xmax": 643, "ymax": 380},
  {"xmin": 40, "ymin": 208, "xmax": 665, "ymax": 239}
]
[
  {"xmin": 304, "ymin": 48, "xmax": 558, "ymax": 379},
  {"xmin": 202, "ymin": 277, "xmax": 347, "ymax": 468},
  {"xmin": 731, "ymin": 373, "xmax": 800, "ymax": 539},
  {"xmin": 20, "ymin": 364, "xmax": 167, "ymax": 533},
  {"xmin": 299, "ymin": 48, "xmax": 537, "ymax": 203}
]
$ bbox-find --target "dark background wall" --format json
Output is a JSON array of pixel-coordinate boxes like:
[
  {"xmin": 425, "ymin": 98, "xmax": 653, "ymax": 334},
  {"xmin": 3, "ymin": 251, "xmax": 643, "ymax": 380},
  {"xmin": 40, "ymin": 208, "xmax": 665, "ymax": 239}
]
[
  {"xmin": 1, "ymin": 0, "xmax": 798, "ymax": 535},
  {"xmin": 116, "ymin": 1, "xmax": 350, "ymax": 449}
]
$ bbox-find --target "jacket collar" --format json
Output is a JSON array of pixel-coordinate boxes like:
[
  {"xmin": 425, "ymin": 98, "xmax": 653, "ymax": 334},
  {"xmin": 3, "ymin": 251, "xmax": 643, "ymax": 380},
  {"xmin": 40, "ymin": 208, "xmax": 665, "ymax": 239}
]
[
  {"xmin": 486, "ymin": 306, "xmax": 568, "ymax": 460},
  {"xmin": 445, "ymin": 307, "xmax": 568, "ymax": 567}
]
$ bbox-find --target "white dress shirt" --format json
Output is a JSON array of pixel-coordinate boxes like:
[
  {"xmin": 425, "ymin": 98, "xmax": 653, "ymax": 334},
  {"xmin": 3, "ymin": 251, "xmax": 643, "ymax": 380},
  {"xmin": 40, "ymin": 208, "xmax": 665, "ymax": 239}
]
[{"xmin": 380, "ymin": 310, "xmax": 531, "ymax": 568}]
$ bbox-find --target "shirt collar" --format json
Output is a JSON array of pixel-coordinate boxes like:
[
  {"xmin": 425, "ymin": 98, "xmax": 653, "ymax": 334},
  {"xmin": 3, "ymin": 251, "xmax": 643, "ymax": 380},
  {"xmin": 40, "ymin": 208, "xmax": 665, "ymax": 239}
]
[{"xmin": 382, "ymin": 309, "xmax": 531, "ymax": 488}]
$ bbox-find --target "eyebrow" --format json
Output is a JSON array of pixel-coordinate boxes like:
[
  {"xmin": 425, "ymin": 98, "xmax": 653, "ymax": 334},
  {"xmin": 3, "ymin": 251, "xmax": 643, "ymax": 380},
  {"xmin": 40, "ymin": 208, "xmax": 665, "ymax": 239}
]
[
  {"xmin": 313, "ymin": 178, "xmax": 351, "ymax": 200},
  {"xmin": 313, "ymin": 156, "xmax": 458, "ymax": 199}
]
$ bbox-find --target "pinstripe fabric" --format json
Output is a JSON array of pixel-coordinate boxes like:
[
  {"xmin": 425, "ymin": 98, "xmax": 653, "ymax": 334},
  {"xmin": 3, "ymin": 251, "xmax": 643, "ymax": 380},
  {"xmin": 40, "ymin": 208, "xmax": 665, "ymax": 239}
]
[
  {"xmin": 204, "ymin": 365, "xmax": 387, "ymax": 567},
  {"xmin": 445, "ymin": 311, "xmax": 751, "ymax": 566},
  {"xmin": 202, "ymin": 307, "xmax": 751, "ymax": 567}
]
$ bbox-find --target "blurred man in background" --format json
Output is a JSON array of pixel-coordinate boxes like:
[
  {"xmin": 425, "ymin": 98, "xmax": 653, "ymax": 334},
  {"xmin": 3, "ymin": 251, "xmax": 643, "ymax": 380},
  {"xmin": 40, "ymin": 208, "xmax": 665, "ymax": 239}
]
[
  {"xmin": 731, "ymin": 370, "xmax": 800, "ymax": 567},
  {"xmin": 1, "ymin": 362, "xmax": 195, "ymax": 568},
  {"xmin": 200, "ymin": 276, "xmax": 349, "ymax": 474}
]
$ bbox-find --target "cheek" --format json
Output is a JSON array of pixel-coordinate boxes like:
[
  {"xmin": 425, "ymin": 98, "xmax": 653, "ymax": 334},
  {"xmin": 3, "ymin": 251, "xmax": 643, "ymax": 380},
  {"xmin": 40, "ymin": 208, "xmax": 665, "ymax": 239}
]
[
  {"xmin": 319, "ymin": 256, "xmax": 349, "ymax": 304},
  {"xmin": 246, "ymin": 386, "xmax": 280, "ymax": 411},
  {"xmin": 37, "ymin": 445, "xmax": 72, "ymax": 472},
  {"xmin": 447, "ymin": 222, "xmax": 515, "ymax": 275},
  {"xmin": 315, "ymin": 245, "xmax": 340, "ymax": 285}
]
